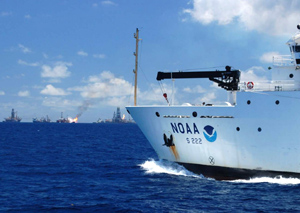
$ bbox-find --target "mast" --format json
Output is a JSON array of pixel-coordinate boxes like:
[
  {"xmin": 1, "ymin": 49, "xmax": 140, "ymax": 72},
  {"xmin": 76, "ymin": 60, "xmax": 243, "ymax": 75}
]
[{"xmin": 133, "ymin": 28, "xmax": 141, "ymax": 106}]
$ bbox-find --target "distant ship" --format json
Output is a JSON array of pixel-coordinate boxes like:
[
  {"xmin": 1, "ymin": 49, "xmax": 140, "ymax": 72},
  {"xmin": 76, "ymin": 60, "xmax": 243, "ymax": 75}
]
[
  {"xmin": 33, "ymin": 115, "xmax": 51, "ymax": 123},
  {"xmin": 4, "ymin": 108, "xmax": 22, "ymax": 122},
  {"xmin": 93, "ymin": 118, "xmax": 105, "ymax": 123}
]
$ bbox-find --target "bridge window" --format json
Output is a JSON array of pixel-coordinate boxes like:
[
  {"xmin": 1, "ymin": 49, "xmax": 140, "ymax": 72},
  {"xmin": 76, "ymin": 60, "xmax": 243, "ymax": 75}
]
[{"xmin": 295, "ymin": 46, "xmax": 300, "ymax": 52}]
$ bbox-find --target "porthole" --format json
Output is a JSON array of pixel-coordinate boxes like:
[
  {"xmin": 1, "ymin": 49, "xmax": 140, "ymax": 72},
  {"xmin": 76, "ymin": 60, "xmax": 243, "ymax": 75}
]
[
  {"xmin": 236, "ymin": 127, "xmax": 240, "ymax": 131},
  {"xmin": 290, "ymin": 74, "xmax": 294, "ymax": 78},
  {"xmin": 155, "ymin": 112, "xmax": 160, "ymax": 117},
  {"xmin": 258, "ymin": 127, "xmax": 262, "ymax": 132},
  {"xmin": 247, "ymin": 100, "xmax": 251, "ymax": 105},
  {"xmin": 192, "ymin": 111, "xmax": 197, "ymax": 117},
  {"xmin": 275, "ymin": 100, "xmax": 280, "ymax": 105}
]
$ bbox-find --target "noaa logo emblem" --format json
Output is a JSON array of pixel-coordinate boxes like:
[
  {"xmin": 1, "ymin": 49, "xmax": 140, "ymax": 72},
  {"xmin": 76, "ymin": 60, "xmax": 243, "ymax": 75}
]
[{"xmin": 203, "ymin": 125, "xmax": 217, "ymax": 142}]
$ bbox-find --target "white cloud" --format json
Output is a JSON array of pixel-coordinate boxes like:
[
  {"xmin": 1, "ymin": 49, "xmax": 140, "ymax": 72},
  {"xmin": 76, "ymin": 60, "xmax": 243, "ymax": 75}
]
[
  {"xmin": 72, "ymin": 71, "xmax": 132, "ymax": 99},
  {"xmin": 0, "ymin": 91, "xmax": 5, "ymax": 95},
  {"xmin": 18, "ymin": 59, "xmax": 39, "ymax": 67},
  {"xmin": 260, "ymin": 52, "xmax": 279, "ymax": 63},
  {"xmin": 18, "ymin": 90, "xmax": 30, "ymax": 97},
  {"xmin": 42, "ymin": 97, "xmax": 79, "ymax": 109},
  {"xmin": 106, "ymin": 96, "xmax": 128, "ymax": 107},
  {"xmin": 93, "ymin": 54, "xmax": 106, "ymax": 59},
  {"xmin": 41, "ymin": 84, "xmax": 70, "ymax": 96},
  {"xmin": 25, "ymin": 15, "xmax": 31, "ymax": 19},
  {"xmin": 101, "ymin": 1, "xmax": 118, "ymax": 6},
  {"xmin": 92, "ymin": 3, "xmax": 98, "ymax": 7},
  {"xmin": 77, "ymin": 50, "xmax": 88, "ymax": 56},
  {"xmin": 1, "ymin": 12, "xmax": 12, "ymax": 17},
  {"xmin": 138, "ymin": 83, "xmax": 175, "ymax": 105},
  {"xmin": 41, "ymin": 62, "xmax": 72, "ymax": 79},
  {"xmin": 18, "ymin": 44, "xmax": 31, "ymax": 53},
  {"xmin": 240, "ymin": 66, "xmax": 268, "ymax": 82},
  {"xmin": 43, "ymin": 53, "xmax": 48, "ymax": 59},
  {"xmin": 184, "ymin": 0, "xmax": 300, "ymax": 36},
  {"xmin": 197, "ymin": 92, "xmax": 217, "ymax": 103},
  {"xmin": 46, "ymin": 78, "xmax": 62, "ymax": 83},
  {"xmin": 183, "ymin": 85, "xmax": 206, "ymax": 93}
]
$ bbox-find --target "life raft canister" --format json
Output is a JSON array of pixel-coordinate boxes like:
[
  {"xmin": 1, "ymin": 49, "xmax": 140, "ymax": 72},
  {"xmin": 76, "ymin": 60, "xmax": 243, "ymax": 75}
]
[{"xmin": 247, "ymin": 82, "xmax": 254, "ymax": 89}]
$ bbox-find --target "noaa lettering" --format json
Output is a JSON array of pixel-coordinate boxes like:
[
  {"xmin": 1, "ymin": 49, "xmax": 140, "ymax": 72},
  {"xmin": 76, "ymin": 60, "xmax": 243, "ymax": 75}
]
[
  {"xmin": 170, "ymin": 123, "xmax": 200, "ymax": 134},
  {"xmin": 178, "ymin": 123, "xmax": 184, "ymax": 133}
]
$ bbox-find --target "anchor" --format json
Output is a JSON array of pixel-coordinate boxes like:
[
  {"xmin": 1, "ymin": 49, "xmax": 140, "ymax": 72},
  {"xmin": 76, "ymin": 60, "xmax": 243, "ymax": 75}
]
[{"xmin": 163, "ymin": 133, "xmax": 175, "ymax": 147}]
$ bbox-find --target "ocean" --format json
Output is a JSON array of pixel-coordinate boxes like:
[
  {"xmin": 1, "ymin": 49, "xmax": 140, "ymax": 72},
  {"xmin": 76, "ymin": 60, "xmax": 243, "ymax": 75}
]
[{"xmin": 1, "ymin": 123, "xmax": 300, "ymax": 212}]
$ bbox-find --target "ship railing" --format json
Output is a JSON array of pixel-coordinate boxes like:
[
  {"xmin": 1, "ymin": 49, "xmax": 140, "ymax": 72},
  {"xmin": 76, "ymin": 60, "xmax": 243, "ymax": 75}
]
[
  {"xmin": 181, "ymin": 101, "xmax": 235, "ymax": 107},
  {"xmin": 273, "ymin": 55, "xmax": 295, "ymax": 66},
  {"xmin": 239, "ymin": 80, "xmax": 299, "ymax": 91}
]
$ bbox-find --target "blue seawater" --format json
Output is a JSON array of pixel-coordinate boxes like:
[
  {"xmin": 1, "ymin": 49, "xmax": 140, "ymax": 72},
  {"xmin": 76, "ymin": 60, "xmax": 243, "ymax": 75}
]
[{"xmin": 1, "ymin": 123, "xmax": 300, "ymax": 212}]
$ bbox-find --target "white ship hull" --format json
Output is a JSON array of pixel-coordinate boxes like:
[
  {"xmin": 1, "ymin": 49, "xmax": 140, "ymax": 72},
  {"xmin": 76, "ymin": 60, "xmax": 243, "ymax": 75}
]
[{"xmin": 127, "ymin": 91, "xmax": 300, "ymax": 179}]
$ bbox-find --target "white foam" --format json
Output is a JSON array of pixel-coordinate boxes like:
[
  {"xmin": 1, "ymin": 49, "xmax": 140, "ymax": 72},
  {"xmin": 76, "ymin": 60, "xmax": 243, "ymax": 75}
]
[
  {"xmin": 230, "ymin": 176, "xmax": 300, "ymax": 185},
  {"xmin": 139, "ymin": 160, "xmax": 300, "ymax": 185},
  {"xmin": 139, "ymin": 159, "xmax": 203, "ymax": 178}
]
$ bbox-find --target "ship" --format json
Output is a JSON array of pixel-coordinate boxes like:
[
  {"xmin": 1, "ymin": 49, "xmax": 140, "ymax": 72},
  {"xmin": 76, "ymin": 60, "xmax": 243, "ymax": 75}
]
[
  {"xmin": 3, "ymin": 108, "xmax": 22, "ymax": 122},
  {"xmin": 93, "ymin": 118, "xmax": 105, "ymax": 123},
  {"xmin": 126, "ymin": 25, "xmax": 300, "ymax": 180},
  {"xmin": 33, "ymin": 115, "xmax": 51, "ymax": 123}
]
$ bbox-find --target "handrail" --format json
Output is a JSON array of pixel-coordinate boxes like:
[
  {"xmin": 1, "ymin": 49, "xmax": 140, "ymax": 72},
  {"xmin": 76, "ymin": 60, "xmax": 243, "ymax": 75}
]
[{"xmin": 273, "ymin": 55, "xmax": 294, "ymax": 66}]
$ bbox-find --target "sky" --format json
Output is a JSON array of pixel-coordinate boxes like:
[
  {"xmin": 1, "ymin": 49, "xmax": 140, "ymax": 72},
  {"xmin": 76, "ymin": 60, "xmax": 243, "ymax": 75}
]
[{"xmin": 1, "ymin": 0, "xmax": 300, "ymax": 123}]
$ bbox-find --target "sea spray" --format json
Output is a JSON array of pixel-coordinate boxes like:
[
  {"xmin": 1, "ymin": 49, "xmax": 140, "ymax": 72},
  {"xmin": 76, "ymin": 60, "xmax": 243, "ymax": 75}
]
[{"xmin": 139, "ymin": 159, "xmax": 203, "ymax": 178}]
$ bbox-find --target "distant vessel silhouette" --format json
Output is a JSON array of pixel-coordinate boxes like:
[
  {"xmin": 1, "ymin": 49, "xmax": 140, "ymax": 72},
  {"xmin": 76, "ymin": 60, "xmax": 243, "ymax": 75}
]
[
  {"xmin": 33, "ymin": 115, "xmax": 51, "ymax": 123},
  {"xmin": 4, "ymin": 108, "xmax": 21, "ymax": 122}
]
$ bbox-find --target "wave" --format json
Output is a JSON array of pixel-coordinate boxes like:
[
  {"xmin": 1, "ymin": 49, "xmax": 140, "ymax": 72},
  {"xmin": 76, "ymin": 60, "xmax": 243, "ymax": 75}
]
[
  {"xmin": 230, "ymin": 176, "xmax": 300, "ymax": 185},
  {"xmin": 139, "ymin": 159, "xmax": 300, "ymax": 185},
  {"xmin": 139, "ymin": 159, "xmax": 203, "ymax": 178}
]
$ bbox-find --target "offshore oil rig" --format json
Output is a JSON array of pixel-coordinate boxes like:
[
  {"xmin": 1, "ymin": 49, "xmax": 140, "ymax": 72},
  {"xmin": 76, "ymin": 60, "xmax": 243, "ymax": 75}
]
[
  {"xmin": 56, "ymin": 112, "xmax": 70, "ymax": 123},
  {"xmin": 4, "ymin": 108, "xmax": 22, "ymax": 122},
  {"xmin": 104, "ymin": 107, "xmax": 134, "ymax": 123},
  {"xmin": 112, "ymin": 107, "xmax": 124, "ymax": 123}
]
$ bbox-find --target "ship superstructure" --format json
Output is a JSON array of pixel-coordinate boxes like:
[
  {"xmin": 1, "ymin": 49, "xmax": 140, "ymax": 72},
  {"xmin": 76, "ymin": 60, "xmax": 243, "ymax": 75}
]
[
  {"xmin": 127, "ymin": 25, "xmax": 300, "ymax": 180},
  {"xmin": 105, "ymin": 107, "xmax": 135, "ymax": 123},
  {"xmin": 4, "ymin": 109, "xmax": 22, "ymax": 122},
  {"xmin": 93, "ymin": 118, "xmax": 104, "ymax": 123},
  {"xmin": 33, "ymin": 115, "xmax": 51, "ymax": 123},
  {"xmin": 112, "ymin": 107, "xmax": 123, "ymax": 123}
]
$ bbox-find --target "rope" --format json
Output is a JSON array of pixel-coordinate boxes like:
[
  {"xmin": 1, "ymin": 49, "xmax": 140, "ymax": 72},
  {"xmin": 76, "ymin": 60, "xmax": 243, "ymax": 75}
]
[
  {"xmin": 127, "ymin": 74, "xmax": 135, "ymax": 105},
  {"xmin": 138, "ymin": 39, "xmax": 164, "ymax": 103}
]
